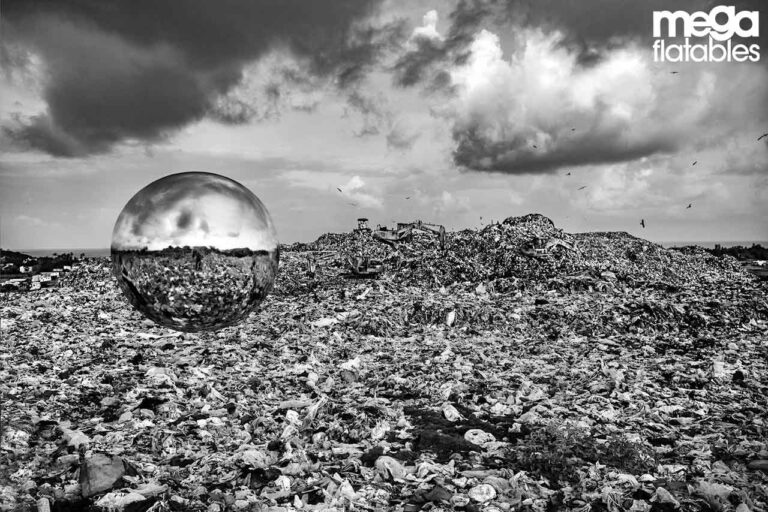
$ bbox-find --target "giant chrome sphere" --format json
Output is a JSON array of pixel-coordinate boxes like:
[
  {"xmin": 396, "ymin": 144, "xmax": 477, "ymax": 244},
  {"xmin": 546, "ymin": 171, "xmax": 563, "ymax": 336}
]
[{"xmin": 111, "ymin": 172, "xmax": 279, "ymax": 332}]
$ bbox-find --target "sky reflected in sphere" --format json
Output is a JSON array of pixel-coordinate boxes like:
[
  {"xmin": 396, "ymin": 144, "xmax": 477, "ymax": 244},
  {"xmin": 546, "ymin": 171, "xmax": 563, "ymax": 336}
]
[{"xmin": 111, "ymin": 172, "xmax": 279, "ymax": 332}]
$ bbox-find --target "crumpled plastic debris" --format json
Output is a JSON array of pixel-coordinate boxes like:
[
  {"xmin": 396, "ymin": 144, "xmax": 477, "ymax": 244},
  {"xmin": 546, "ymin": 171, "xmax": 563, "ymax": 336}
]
[{"xmin": 1, "ymin": 215, "xmax": 766, "ymax": 511}]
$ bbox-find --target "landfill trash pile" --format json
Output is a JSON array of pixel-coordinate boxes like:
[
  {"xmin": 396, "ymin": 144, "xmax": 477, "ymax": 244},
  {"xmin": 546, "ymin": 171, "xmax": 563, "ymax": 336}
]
[
  {"xmin": 290, "ymin": 214, "xmax": 748, "ymax": 292},
  {"xmin": 1, "ymin": 215, "xmax": 767, "ymax": 512}
]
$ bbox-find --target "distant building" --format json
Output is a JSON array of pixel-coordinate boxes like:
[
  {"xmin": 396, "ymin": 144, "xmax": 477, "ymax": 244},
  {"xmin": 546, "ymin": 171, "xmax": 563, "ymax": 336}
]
[
  {"xmin": 19, "ymin": 266, "xmax": 32, "ymax": 273},
  {"xmin": 30, "ymin": 282, "xmax": 41, "ymax": 291},
  {"xmin": 63, "ymin": 265, "xmax": 72, "ymax": 271}
]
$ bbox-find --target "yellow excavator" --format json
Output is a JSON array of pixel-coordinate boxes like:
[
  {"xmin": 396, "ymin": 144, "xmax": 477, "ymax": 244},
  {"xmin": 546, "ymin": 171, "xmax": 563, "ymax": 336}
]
[
  {"xmin": 343, "ymin": 254, "xmax": 384, "ymax": 278},
  {"xmin": 519, "ymin": 236, "xmax": 576, "ymax": 260},
  {"xmin": 373, "ymin": 220, "xmax": 447, "ymax": 250}
]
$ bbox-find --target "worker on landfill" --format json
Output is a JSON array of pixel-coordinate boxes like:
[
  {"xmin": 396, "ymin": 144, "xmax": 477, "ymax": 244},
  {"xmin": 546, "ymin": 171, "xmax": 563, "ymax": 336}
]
[
  {"xmin": 393, "ymin": 248, "xmax": 402, "ymax": 271},
  {"xmin": 193, "ymin": 248, "xmax": 203, "ymax": 271},
  {"xmin": 306, "ymin": 254, "xmax": 317, "ymax": 278}
]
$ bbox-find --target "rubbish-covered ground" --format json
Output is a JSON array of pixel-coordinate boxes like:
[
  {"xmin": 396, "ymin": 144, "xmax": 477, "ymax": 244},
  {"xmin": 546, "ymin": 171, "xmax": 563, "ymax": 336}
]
[{"xmin": 1, "ymin": 214, "xmax": 767, "ymax": 512}]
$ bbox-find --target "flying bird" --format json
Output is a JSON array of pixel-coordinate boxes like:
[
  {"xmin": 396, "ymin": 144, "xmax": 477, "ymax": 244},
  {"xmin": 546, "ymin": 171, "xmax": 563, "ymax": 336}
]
[
  {"xmin": 532, "ymin": 145, "xmax": 538, "ymax": 149},
  {"xmin": 566, "ymin": 172, "xmax": 571, "ymax": 176},
  {"xmin": 758, "ymin": 133, "xmax": 768, "ymax": 141},
  {"xmin": 578, "ymin": 185, "xmax": 587, "ymax": 190},
  {"xmin": 336, "ymin": 187, "xmax": 342, "ymax": 193},
  {"xmin": 640, "ymin": 219, "xmax": 646, "ymax": 228},
  {"xmin": 692, "ymin": 161, "xmax": 697, "ymax": 166},
  {"xmin": 571, "ymin": 128, "xmax": 576, "ymax": 131},
  {"xmin": 687, "ymin": 203, "xmax": 692, "ymax": 209},
  {"xmin": 671, "ymin": 71, "xmax": 679, "ymax": 74},
  {"xmin": 405, "ymin": 196, "xmax": 410, "ymax": 200}
]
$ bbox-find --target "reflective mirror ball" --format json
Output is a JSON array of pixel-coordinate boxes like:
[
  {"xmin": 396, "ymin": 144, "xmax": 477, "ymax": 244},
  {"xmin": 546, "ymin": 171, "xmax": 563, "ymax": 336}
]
[{"xmin": 111, "ymin": 172, "xmax": 279, "ymax": 332}]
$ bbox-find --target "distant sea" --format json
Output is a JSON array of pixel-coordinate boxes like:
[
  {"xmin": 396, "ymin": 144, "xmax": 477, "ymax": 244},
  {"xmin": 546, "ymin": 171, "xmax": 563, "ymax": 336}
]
[
  {"xmin": 17, "ymin": 248, "xmax": 112, "ymax": 258},
  {"xmin": 660, "ymin": 241, "xmax": 768, "ymax": 249}
]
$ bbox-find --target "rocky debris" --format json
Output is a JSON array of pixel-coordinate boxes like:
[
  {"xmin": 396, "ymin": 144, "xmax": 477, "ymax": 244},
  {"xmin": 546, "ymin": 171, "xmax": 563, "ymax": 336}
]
[
  {"xmin": 79, "ymin": 454, "xmax": 127, "ymax": 498},
  {"xmin": 375, "ymin": 456, "xmax": 406, "ymax": 481},
  {"xmin": 748, "ymin": 460, "xmax": 768, "ymax": 472},
  {"xmin": 93, "ymin": 491, "xmax": 146, "ymax": 510},
  {"xmin": 1, "ymin": 216, "xmax": 766, "ymax": 511},
  {"xmin": 34, "ymin": 498, "xmax": 50, "ymax": 512},
  {"xmin": 653, "ymin": 487, "xmax": 680, "ymax": 509},
  {"xmin": 468, "ymin": 483, "xmax": 497, "ymax": 502}
]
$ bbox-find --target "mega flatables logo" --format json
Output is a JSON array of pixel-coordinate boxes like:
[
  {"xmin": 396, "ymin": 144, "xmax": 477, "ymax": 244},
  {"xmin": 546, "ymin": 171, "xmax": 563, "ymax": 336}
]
[{"xmin": 653, "ymin": 6, "xmax": 760, "ymax": 62}]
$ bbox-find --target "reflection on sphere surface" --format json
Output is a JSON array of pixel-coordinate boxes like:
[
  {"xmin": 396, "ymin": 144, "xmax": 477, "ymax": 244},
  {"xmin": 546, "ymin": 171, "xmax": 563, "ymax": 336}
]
[{"xmin": 111, "ymin": 172, "xmax": 279, "ymax": 332}]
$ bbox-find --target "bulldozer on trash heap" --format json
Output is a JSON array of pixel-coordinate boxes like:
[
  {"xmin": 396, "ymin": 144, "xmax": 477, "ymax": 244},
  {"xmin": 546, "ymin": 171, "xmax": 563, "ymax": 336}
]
[
  {"xmin": 338, "ymin": 219, "xmax": 448, "ymax": 278},
  {"xmin": 342, "ymin": 254, "xmax": 385, "ymax": 279},
  {"xmin": 372, "ymin": 220, "xmax": 447, "ymax": 251}
]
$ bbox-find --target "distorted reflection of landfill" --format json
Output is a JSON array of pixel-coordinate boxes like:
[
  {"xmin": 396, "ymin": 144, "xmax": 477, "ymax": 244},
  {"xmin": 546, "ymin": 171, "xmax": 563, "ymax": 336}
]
[{"xmin": 112, "ymin": 246, "xmax": 278, "ymax": 332}]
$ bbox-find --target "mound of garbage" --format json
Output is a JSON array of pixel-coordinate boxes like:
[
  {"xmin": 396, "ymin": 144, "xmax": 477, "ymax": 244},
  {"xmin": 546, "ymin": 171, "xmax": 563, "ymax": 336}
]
[
  {"xmin": 1, "ymin": 216, "xmax": 766, "ymax": 512},
  {"xmin": 288, "ymin": 214, "xmax": 749, "ymax": 292}
]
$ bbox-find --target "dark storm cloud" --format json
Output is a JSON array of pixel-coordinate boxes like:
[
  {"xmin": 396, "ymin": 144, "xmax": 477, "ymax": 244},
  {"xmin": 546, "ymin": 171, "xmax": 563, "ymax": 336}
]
[
  {"xmin": 176, "ymin": 210, "xmax": 194, "ymax": 231},
  {"xmin": 391, "ymin": 0, "xmax": 768, "ymax": 175},
  {"xmin": 209, "ymin": 19, "xmax": 406, "ymax": 126},
  {"xmin": 501, "ymin": 0, "xmax": 768, "ymax": 50},
  {"xmin": 333, "ymin": 20, "xmax": 409, "ymax": 89},
  {"xmin": 394, "ymin": 35, "xmax": 447, "ymax": 87},
  {"xmin": 393, "ymin": 0, "xmax": 497, "ymax": 88},
  {"xmin": 453, "ymin": 127, "xmax": 678, "ymax": 174},
  {"xmin": 2, "ymin": 0, "xmax": 399, "ymax": 156},
  {"xmin": 502, "ymin": 0, "xmax": 697, "ymax": 48},
  {"xmin": 394, "ymin": 0, "xmax": 767, "ymax": 90},
  {"xmin": 3, "ymin": 114, "xmax": 95, "ymax": 157}
]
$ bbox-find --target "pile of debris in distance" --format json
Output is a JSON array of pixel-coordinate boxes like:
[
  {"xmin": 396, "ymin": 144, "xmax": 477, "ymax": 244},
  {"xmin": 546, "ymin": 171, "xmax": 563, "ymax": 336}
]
[{"xmin": 1, "ymin": 214, "xmax": 767, "ymax": 512}]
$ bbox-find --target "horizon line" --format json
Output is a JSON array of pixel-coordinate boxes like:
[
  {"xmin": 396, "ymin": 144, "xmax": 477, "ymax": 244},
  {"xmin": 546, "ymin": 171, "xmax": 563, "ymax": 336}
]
[{"xmin": 5, "ymin": 238, "xmax": 768, "ymax": 252}]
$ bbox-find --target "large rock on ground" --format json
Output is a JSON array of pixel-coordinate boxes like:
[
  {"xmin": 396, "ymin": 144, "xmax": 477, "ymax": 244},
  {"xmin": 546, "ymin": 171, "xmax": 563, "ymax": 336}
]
[{"xmin": 79, "ymin": 453, "xmax": 126, "ymax": 498}]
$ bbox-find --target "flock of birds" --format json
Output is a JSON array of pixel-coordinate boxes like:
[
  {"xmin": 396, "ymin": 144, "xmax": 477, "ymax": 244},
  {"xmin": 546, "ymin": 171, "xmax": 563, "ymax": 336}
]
[
  {"xmin": 547, "ymin": 127, "xmax": 767, "ymax": 230},
  {"xmin": 336, "ymin": 187, "xmax": 359, "ymax": 207},
  {"xmin": 634, "ymin": 129, "xmax": 767, "ymax": 228},
  {"xmin": 334, "ymin": 124, "xmax": 768, "ymax": 232}
]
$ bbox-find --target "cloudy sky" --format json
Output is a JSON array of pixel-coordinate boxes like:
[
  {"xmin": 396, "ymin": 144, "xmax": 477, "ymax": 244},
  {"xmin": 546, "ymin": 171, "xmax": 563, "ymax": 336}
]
[
  {"xmin": 112, "ymin": 172, "xmax": 278, "ymax": 251},
  {"xmin": 1, "ymin": 0, "xmax": 766, "ymax": 250}
]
